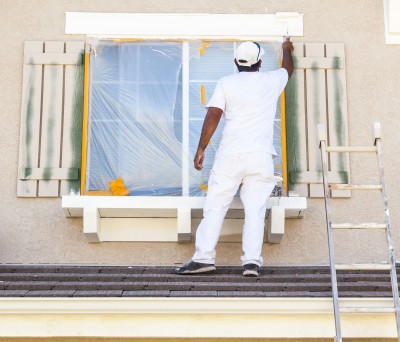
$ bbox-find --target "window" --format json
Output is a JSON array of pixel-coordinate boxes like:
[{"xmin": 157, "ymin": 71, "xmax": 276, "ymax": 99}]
[{"xmin": 84, "ymin": 40, "xmax": 284, "ymax": 196}]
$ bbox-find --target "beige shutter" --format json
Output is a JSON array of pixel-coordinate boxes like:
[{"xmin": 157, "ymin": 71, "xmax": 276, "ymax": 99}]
[
  {"xmin": 285, "ymin": 43, "xmax": 350, "ymax": 198},
  {"xmin": 17, "ymin": 41, "xmax": 84, "ymax": 197}
]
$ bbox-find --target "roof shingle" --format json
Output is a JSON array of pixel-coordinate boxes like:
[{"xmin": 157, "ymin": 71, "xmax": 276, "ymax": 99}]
[{"xmin": 0, "ymin": 265, "xmax": 397, "ymax": 298}]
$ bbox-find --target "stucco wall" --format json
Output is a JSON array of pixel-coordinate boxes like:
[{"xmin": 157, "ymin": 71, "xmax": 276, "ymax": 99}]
[{"xmin": 1, "ymin": 0, "xmax": 400, "ymax": 265}]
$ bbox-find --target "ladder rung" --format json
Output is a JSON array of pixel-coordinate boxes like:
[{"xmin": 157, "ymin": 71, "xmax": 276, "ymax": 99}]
[
  {"xmin": 326, "ymin": 146, "xmax": 377, "ymax": 153},
  {"xmin": 329, "ymin": 184, "xmax": 382, "ymax": 191},
  {"xmin": 336, "ymin": 263, "xmax": 391, "ymax": 270},
  {"xmin": 331, "ymin": 223, "xmax": 387, "ymax": 229},
  {"xmin": 340, "ymin": 307, "xmax": 395, "ymax": 313}
]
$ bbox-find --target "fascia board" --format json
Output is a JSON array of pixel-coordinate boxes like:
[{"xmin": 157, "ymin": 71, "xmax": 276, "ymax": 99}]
[
  {"xmin": 1, "ymin": 297, "xmax": 334, "ymax": 314},
  {"xmin": 65, "ymin": 12, "xmax": 303, "ymax": 40},
  {"xmin": 0, "ymin": 297, "xmax": 396, "ymax": 338}
]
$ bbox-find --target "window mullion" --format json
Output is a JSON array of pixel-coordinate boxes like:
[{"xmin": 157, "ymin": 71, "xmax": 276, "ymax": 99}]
[{"xmin": 182, "ymin": 41, "xmax": 190, "ymax": 196}]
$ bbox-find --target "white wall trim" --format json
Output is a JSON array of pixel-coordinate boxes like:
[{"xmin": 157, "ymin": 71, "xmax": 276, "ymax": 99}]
[
  {"xmin": 62, "ymin": 195, "xmax": 307, "ymax": 218},
  {"xmin": 384, "ymin": 0, "xmax": 400, "ymax": 44},
  {"xmin": 62, "ymin": 195, "xmax": 307, "ymax": 243},
  {"xmin": 65, "ymin": 12, "xmax": 303, "ymax": 41},
  {"xmin": 0, "ymin": 297, "xmax": 396, "ymax": 338}
]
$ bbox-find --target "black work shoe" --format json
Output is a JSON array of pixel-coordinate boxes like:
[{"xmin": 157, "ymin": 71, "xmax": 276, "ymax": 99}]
[
  {"xmin": 175, "ymin": 261, "xmax": 216, "ymax": 275},
  {"xmin": 243, "ymin": 263, "xmax": 260, "ymax": 277}
]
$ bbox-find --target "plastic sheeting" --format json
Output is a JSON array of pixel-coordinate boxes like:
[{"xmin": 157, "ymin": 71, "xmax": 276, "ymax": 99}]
[{"xmin": 86, "ymin": 40, "xmax": 283, "ymax": 196}]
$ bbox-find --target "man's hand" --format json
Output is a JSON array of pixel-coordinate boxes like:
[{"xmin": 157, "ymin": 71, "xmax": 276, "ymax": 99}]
[
  {"xmin": 282, "ymin": 37, "xmax": 294, "ymax": 79},
  {"xmin": 282, "ymin": 37, "xmax": 294, "ymax": 52},
  {"xmin": 194, "ymin": 148, "xmax": 205, "ymax": 170}
]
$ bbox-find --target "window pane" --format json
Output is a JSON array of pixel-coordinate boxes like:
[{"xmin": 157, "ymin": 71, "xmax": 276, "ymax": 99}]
[
  {"xmin": 87, "ymin": 41, "xmax": 185, "ymax": 195},
  {"xmin": 188, "ymin": 41, "xmax": 282, "ymax": 196}
]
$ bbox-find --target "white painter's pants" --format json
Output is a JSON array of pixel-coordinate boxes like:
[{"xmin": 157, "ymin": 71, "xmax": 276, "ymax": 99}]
[{"xmin": 192, "ymin": 151, "xmax": 276, "ymax": 266}]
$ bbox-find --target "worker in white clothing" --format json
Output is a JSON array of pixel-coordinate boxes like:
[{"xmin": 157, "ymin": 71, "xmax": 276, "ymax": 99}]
[{"xmin": 176, "ymin": 39, "xmax": 294, "ymax": 277}]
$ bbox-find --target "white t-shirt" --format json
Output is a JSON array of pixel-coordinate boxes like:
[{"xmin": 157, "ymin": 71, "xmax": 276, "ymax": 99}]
[{"xmin": 206, "ymin": 68, "xmax": 288, "ymax": 157}]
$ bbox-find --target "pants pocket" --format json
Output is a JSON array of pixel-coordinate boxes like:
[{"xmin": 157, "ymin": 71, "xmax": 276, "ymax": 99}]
[
  {"xmin": 211, "ymin": 154, "xmax": 238, "ymax": 175},
  {"xmin": 255, "ymin": 153, "xmax": 275, "ymax": 182}
]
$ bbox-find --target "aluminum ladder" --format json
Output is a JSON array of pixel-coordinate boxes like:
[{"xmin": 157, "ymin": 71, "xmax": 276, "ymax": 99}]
[{"xmin": 318, "ymin": 122, "xmax": 400, "ymax": 342}]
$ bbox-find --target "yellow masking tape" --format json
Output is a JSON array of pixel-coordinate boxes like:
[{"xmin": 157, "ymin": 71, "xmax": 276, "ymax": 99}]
[
  {"xmin": 200, "ymin": 85, "xmax": 206, "ymax": 105},
  {"xmin": 199, "ymin": 183, "xmax": 208, "ymax": 191},
  {"xmin": 279, "ymin": 59, "xmax": 288, "ymax": 194},
  {"xmin": 199, "ymin": 42, "xmax": 209, "ymax": 55},
  {"xmin": 81, "ymin": 51, "xmax": 90, "ymax": 195}
]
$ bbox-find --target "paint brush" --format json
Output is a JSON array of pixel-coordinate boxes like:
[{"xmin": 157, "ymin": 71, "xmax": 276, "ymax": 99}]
[{"xmin": 275, "ymin": 12, "xmax": 300, "ymax": 40}]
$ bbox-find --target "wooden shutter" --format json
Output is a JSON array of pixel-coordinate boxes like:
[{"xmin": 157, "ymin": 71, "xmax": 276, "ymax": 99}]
[
  {"xmin": 285, "ymin": 42, "xmax": 350, "ymax": 198},
  {"xmin": 17, "ymin": 41, "xmax": 84, "ymax": 197}
]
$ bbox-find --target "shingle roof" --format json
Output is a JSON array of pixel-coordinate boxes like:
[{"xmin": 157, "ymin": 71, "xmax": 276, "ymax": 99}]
[{"xmin": 0, "ymin": 265, "xmax": 397, "ymax": 298}]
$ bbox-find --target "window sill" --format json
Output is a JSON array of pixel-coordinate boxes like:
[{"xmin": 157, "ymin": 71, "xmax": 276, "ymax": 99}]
[{"xmin": 62, "ymin": 195, "xmax": 307, "ymax": 243}]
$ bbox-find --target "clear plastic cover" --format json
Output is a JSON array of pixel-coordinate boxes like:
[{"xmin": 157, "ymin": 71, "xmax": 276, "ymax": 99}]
[{"xmin": 86, "ymin": 39, "xmax": 283, "ymax": 196}]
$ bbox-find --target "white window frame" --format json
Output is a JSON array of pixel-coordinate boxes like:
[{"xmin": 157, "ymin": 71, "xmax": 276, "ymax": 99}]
[
  {"xmin": 66, "ymin": 11, "xmax": 304, "ymax": 197},
  {"xmin": 84, "ymin": 39, "xmax": 283, "ymax": 197}
]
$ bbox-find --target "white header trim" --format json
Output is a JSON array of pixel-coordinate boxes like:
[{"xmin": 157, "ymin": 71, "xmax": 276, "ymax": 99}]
[
  {"xmin": 384, "ymin": 0, "xmax": 400, "ymax": 44},
  {"xmin": 65, "ymin": 12, "xmax": 303, "ymax": 41}
]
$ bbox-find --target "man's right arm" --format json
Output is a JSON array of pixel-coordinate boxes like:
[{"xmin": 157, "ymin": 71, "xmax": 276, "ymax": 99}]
[{"xmin": 282, "ymin": 38, "xmax": 294, "ymax": 79}]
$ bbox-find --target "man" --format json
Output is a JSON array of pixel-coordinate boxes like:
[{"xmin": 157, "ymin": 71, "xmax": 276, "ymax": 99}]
[{"xmin": 176, "ymin": 39, "xmax": 294, "ymax": 277}]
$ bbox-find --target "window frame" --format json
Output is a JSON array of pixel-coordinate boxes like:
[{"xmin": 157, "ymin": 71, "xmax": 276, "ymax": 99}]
[
  {"xmin": 66, "ymin": 12, "xmax": 304, "ymax": 196},
  {"xmin": 81, "ymin": 39, "xmax": 289, "ymax": 196}
]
